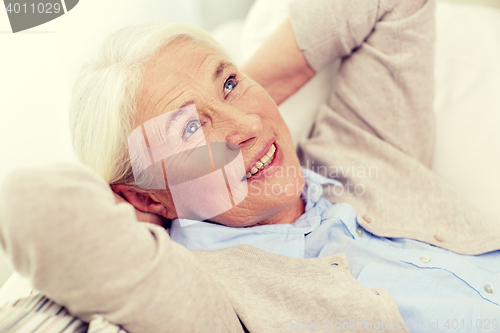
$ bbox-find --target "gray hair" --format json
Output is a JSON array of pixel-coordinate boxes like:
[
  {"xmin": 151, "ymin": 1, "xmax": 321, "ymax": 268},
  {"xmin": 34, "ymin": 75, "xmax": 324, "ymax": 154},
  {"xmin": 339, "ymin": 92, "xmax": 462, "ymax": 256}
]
[{"xmin": 69, "ymin": 23, "xmax": 228, "ymax": 186}]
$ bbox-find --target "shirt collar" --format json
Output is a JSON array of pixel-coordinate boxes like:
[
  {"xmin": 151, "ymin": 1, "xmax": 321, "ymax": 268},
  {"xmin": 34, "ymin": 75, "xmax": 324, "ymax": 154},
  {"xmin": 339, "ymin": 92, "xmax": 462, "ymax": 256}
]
[{"xmin": 300, "ymin": 167, "xmax": 341, "ymax": 210}]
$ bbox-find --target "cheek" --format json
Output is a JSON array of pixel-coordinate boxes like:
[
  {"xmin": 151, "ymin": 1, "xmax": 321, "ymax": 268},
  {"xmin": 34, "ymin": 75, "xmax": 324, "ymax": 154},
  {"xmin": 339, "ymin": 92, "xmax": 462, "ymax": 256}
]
[
  {"xmin": 239, "ymin": 85, "xmax": 278, "ymax": 116},
  {"xmin": 155, "ymin": 188, "xmax": 178, "ymax": 218}
]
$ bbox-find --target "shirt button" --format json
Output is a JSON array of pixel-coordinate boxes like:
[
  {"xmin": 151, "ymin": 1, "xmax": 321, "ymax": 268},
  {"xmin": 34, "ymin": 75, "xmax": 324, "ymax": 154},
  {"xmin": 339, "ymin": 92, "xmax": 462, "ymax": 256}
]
[
  {"xmin": 356, "ymin": 227, "xmax": 364, "ymax": 237},
  {"xmin": 484, "ymin": 284, "xmax": 493, "ymax": 294},
  {"xmin": 420, "ymin": 254, "xmax": 431, "ymax": 263},
  {"xmin": 362, "ymin": 214, "xmax": 372, "ymax": 223},
  {"xmin": 434, "ymin": 233, "xmax": 444, "ymax": 242}
]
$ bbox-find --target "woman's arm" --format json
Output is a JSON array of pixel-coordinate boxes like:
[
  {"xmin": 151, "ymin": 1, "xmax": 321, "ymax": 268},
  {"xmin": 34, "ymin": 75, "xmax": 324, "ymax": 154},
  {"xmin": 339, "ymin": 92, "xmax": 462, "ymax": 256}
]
[
  {"xmin": 0, "ymin": 163, "xmax": 242, "ymax": 333},
  {"xmin": 240, "ymin": 18, "xmax": 315, "ymax": 106}
]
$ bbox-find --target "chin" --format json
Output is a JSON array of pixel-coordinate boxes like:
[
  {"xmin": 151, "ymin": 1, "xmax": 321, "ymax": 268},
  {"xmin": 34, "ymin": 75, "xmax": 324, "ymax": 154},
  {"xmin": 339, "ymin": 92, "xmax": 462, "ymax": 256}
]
[{"xmin": 210, "ymin": 174, "xmax": 305, "ymax": 228}]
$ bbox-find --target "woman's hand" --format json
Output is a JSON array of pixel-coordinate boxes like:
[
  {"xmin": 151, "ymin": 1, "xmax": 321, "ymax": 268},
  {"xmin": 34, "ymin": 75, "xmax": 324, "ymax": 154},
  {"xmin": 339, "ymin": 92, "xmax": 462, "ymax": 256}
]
[{"xmin": 113, "ymin": 191, "xmax": 166, "ymax": 226}]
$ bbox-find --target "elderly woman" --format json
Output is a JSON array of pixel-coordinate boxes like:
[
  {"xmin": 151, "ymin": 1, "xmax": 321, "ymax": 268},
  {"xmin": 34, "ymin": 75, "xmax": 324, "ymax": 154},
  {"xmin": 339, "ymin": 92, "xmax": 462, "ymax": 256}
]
[{"xmin": 1, "ymin": 0, "xmax": 499, "ymax": 332}]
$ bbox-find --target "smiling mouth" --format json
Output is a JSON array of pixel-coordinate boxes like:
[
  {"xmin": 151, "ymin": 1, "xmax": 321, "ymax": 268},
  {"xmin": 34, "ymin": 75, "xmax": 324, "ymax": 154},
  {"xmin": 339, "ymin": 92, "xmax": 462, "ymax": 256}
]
[{"xmin": 245, "ymin": 143, "xmax": 276, "ymax": 179}]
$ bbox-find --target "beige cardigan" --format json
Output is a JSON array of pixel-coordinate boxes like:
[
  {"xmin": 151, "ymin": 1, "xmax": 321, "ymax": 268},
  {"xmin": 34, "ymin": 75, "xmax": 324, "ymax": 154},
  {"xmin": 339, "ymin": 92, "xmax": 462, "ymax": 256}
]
[
  {"xmin": 0, "ymin": 164, "xmax": 407, "ymax": 332},
  {"xmin": 290, "ymin": 0, "xmax": 500, "ymax": 254}
]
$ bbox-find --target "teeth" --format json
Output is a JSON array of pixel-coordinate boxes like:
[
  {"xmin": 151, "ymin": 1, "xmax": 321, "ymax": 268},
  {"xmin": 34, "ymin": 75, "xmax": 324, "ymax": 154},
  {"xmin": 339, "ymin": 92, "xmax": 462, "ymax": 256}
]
[
  {"xmin": 260, "ymin": 144, "xmax": 275, "ymax": 163},
  {"xmin": 246, "ymin": 144, "xmax": 277, "ymax": 179}
]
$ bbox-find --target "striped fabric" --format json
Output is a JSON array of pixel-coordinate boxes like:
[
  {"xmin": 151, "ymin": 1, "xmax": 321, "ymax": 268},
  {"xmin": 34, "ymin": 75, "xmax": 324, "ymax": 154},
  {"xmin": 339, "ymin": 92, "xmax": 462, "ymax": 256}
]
[{"xmin": 0, "ymin": 293, "xmax": 127, "ymax": 333}]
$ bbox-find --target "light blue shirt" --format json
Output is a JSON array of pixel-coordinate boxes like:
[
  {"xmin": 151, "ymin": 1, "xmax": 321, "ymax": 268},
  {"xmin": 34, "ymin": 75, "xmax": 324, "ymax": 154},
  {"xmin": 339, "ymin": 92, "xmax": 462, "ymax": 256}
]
[{"xmin": 170, "ymin": 168, "xmax": 500, "ymax": 332}]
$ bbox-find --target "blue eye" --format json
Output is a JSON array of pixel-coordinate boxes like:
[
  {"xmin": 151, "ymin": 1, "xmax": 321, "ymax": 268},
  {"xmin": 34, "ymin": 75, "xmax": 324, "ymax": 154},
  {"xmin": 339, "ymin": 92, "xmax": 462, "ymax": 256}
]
[
  {"xmin": 224, "ymin": 75, "xmax": 237, "ymax": 97},
  {"xmin": 184, "ymin": 120, "xmax": 200, "ymax": 139}
]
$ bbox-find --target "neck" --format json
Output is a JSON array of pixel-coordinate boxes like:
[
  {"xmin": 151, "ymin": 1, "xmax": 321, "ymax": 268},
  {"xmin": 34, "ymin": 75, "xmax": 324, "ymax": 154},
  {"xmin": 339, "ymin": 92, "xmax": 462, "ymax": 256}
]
[{"xmin": 256, "ymin": 197, "xmax": 305, "ymax": 226}]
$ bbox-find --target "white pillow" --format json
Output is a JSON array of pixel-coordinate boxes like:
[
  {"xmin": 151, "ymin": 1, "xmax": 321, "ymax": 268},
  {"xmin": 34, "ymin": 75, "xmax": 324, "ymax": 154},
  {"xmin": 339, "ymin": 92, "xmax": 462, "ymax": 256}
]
[
  {"xmin": 236, "ymin": 0, "xmax": 500, "ymax": 220},
  {"xmin": 432, "ymin": 2, "xmax": 500, "ymax": 220},
  {"xmin": 0, "ymin": 272, "xmax": 33, "ymax": 305}
]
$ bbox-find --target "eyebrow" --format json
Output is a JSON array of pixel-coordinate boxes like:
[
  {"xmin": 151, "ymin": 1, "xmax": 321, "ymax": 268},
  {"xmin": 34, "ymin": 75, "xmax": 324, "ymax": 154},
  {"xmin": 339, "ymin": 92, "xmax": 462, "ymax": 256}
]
[
  {"xmin": 165, "ymin": 107, "xmax": 189, "ymax": 134},
  {"xmin": 180, "ymin": 100, "xmax": 195, "ymax": 109},
  {"xmin": 213, "ymin": 61, "xmax": 231, "ymax": 81}
]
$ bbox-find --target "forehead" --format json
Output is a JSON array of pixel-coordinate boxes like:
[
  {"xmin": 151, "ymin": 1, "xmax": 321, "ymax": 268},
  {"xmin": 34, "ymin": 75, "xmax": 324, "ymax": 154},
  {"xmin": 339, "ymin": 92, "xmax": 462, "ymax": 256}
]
[
  {"xmin": 135, "ymin": 38, "xmax": 229, "ymax": 124},
  {"xmin": 145, "ymin": 38, "xmax": 224, "ymax": 79}
]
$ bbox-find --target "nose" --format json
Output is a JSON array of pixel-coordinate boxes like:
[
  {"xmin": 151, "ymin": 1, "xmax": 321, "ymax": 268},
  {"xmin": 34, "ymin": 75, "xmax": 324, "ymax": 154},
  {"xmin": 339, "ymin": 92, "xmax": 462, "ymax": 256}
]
[{"xmin": 223, "ymin": 108, "xmax": 263, "ymax": 148}]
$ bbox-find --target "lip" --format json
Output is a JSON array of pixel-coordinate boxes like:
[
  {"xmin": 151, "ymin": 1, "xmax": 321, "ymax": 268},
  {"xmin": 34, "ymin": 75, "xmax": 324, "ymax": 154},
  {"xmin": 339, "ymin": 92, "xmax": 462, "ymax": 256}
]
[
  {"xmin": 244, "ymin": 139, "xmax": 284, "ymax": 181},
  {"xmin": 247, "ymin": 138, "xmax": 275, "ymax": 172}
]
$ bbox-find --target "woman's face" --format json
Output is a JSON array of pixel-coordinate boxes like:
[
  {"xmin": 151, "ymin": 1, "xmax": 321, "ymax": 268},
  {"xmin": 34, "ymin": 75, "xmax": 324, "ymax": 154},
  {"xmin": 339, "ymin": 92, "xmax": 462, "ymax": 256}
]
[{"xmin": 135, "ymin": 38, "xmax": 304, "ymax": 227}]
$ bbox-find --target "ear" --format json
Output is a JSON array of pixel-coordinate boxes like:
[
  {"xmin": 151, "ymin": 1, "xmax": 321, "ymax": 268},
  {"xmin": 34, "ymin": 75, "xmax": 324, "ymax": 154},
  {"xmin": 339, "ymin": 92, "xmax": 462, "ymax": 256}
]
[{"xmin": 111, "ymin": 184, "xmax": 176, "ymax": 220}]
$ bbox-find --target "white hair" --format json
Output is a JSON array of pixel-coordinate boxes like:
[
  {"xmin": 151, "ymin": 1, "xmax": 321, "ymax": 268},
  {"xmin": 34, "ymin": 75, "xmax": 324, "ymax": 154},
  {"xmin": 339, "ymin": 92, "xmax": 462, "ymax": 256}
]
[{"xmin": 69, "ymin": 23, "xmax": 228, "ymax": 186}]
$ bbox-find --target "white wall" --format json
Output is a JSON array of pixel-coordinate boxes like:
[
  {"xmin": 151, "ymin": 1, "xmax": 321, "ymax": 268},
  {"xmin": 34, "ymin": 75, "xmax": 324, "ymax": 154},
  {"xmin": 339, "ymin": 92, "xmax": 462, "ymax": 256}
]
[
  {"xmin": 442, "ymin": 0, "xmax": 500, "ymax": 9},
  {"xmin": 0, "ymin": 11, "xmax": 77, "ymax": 288}
]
